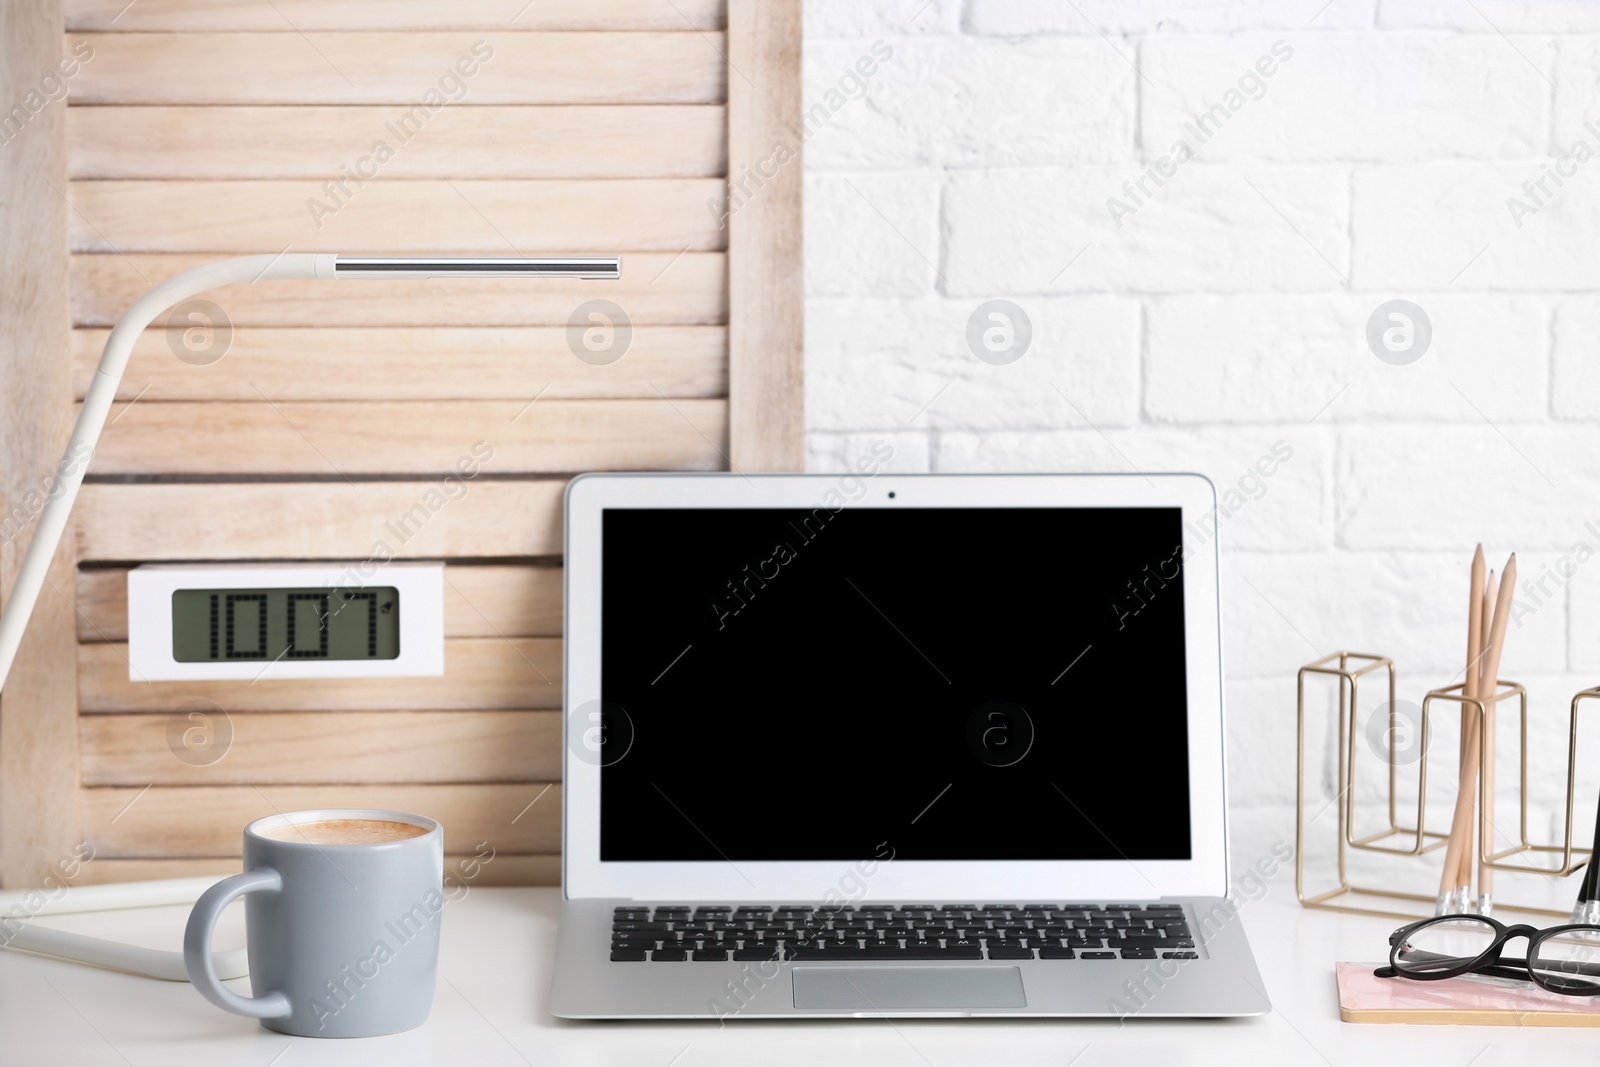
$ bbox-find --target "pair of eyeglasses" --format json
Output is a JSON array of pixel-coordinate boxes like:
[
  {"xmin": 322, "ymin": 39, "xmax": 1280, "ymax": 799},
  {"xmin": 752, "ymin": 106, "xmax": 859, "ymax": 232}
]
[{"xmin": 1378, "ymin": 914, "xmax": 1600, "ymax": 995}]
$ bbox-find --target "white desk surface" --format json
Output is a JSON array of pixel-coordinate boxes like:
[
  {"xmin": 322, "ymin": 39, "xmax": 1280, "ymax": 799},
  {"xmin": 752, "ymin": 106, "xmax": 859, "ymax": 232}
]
[{"xmin": 2, "ymin": 886, "xmax": 1595, "ymax": 1067}]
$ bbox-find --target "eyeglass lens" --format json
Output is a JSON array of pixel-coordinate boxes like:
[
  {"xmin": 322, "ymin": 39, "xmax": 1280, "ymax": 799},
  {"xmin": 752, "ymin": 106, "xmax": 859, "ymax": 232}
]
[
  {"xmin": 1530, "ymin": 928, "xmax": 1600, "ymax": 994},
  {"xmin": 1393, "ymin": 916, "xmax": 1498, "ymax": 976}
]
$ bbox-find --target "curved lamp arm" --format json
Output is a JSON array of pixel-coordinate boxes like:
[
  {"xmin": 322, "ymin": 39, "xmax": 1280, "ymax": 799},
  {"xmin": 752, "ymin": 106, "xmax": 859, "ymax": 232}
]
[{"xmin": 0, "ymin": 253, "xmax": 619, "ymax": 691}]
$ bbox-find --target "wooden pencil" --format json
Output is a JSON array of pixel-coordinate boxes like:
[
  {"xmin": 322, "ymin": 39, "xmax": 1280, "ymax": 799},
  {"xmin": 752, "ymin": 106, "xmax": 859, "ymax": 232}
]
[
  {"xmin": 1475, "ymin": 556, "xmax": 1515, "ymax": 905},
  {"xmin": 1440, "ymin": 547, "xmax": 1485, "ymax": 907},
  {"xmin": 1457, "ymin": 569, "xmax": 1496, "ymax": 892}
]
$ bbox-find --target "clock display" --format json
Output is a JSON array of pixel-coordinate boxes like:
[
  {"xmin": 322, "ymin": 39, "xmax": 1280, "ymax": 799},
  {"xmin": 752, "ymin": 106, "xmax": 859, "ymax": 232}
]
[{"xmin": 171, "ymin": 586, "xmax": 400, "ymax": 662}]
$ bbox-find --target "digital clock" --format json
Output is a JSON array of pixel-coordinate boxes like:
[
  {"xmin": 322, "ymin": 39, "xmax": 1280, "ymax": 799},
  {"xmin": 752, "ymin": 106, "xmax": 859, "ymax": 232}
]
[{"xmin": 126, "ymin": 563, "xmax": 444, "ymax": 680}]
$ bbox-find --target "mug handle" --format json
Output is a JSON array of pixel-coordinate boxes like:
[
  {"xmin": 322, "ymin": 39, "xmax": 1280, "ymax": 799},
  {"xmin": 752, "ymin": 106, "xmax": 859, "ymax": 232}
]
[{"xmin": 183, "ymin": 869, "xmax": 291, "ymax": 1019}]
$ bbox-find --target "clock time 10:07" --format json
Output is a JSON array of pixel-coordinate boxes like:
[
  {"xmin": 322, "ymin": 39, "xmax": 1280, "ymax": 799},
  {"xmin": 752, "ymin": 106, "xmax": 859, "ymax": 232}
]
[{"xmin": 170, "ymin": 586, "xmax": 401, "ymax": 663}]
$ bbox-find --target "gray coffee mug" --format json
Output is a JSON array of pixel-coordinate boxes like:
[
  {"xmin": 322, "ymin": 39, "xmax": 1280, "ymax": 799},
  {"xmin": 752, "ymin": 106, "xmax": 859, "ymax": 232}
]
[{"xmin": 183, "ymin": 808, "xmax": 445, "ymax": 1038}]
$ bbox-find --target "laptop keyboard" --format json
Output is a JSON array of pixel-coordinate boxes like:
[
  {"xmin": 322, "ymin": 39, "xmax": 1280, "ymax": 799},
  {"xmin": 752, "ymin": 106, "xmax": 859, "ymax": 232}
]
[{"xmin": 609, "ymin": 903, "xmax": 1198, "ymax": 962}]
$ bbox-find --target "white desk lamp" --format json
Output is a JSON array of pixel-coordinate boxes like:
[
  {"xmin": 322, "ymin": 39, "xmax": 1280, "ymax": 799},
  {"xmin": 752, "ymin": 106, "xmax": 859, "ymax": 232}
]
[{"xmin": 0, "ymin": 253, "xmax": 620, "ymax": 979}]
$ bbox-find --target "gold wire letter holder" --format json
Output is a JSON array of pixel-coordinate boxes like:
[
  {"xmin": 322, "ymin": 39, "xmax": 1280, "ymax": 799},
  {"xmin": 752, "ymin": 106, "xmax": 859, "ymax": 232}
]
[{"xmin": 1296, "ymin": 652, "xmax": 1594, "ymax": 921}]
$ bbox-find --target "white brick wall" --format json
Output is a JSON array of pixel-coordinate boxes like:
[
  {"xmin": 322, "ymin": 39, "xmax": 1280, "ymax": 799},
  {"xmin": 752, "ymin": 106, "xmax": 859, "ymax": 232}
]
[{"xmin": 801, "ymin": 0, "xmax": 1600, "ymax": 875}]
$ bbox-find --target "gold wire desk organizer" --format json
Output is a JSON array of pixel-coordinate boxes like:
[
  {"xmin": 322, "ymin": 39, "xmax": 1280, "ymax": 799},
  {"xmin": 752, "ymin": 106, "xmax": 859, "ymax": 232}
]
[{"xmin": 1296, "ymin": 652, "xmax": 1597, "ymax": 921}]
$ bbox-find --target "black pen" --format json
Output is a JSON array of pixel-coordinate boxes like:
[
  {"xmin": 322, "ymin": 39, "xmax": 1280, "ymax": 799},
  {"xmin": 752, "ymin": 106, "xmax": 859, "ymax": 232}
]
[{"xmin": 1575, "ymin": 786, "xmax": 1600, "ymax": 925}]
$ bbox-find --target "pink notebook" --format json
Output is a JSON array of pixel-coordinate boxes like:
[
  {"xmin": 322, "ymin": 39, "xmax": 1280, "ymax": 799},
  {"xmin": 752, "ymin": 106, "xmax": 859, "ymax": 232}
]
[{"xmin": 1337, "ymin": 962, "xmax": 1600, "ymax": 1025}]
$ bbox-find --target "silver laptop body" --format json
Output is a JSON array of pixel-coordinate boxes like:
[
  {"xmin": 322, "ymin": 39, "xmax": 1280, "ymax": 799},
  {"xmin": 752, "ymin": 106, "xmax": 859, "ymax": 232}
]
[{"xmin": 550, "ymin": 473, "xmax": 1270, "ymax": 1019}]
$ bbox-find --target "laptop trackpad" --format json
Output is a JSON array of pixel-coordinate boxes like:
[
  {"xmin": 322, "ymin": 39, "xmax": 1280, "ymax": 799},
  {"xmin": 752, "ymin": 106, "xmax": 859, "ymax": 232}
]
[{"xmin": 792, "ymin": 966, "xmax": 1026, "ymax": 1010}]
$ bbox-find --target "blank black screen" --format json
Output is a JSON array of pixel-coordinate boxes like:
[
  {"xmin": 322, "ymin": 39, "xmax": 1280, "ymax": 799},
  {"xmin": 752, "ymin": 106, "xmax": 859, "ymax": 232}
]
[{"xmin": 600, "ymin": 506, "xmax": 1191, "ymax": 862}]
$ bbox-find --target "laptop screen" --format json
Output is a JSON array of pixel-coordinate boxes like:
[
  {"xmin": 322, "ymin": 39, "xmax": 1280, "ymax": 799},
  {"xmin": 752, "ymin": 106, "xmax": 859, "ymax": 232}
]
[{"xmin": 599, "ymin": 505, "xmax": 1191, "ymax": 863}]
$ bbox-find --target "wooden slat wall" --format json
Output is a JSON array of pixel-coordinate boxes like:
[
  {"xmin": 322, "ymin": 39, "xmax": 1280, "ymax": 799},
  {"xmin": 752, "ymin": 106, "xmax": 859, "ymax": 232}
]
[
  {"xmin": 70, "ymin": 327, "xmax": 729, "ymax": 400},
  {"xmin": 84, "ymin": 784, "xmax": 561, "ymax": 856},
  {"xmin": 75, "ymin": 481, "xmax": 566, "ymax": 560},
  {"xmin": 90, "ymin": 400, "xmax": 728, "ymax": 474},
  {"xmin": 63, "ymin": 0, "xmax": 724, "ymax": 31},
  {"xmin": 0, "ymin": 0, "xmax": 82, "ymax": 889},
  {"xmin": 728, "ymin": 0, "xmax": 804, "ymax": 470},
  {"xmin": 0, "ymin": 0, "xmax": 800, "ymax": 888},
  {"xmin": 0, "ymin": 0, "xmax": 802, "ymax": 890},
  {"xmin": 67, "ymin": 33, "xmax": 726, "ymax": 105},
  {"xmin": 68, "ymin": 107, "xmax": 727, "ymax": 180},
  {"xmin": 69, "ymin": 180, "xmax": 727, "ymax": 252}
]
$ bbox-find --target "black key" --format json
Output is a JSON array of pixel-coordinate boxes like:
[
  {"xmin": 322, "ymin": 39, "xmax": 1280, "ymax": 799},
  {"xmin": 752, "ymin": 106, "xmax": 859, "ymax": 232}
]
[
  {"xmin": 1169, "ymin": 940, "xmax": 1196, "ymax": 948},
  {"xmin": 787, "ymin": 946, "xmax": 833, "ymax": 960},
  {"xmin": 1154, "ymin": 921, "xmax": 1192, "ymax": 937},
  {"xmin": 1145, "ymin": 904, "xmax": 1184, "ymax": 912},
  {"xmin": 986, "ymin": 946, "xmax": 1034, "ymax": 960},
  {"xmin": 651, "ymin": 948, "xmax": 688, "ymax": 961},
  {"xmin": 904, "ymin": 945, "xmax": 983, "ymax": 960},
  {"xmin": 1081, "ymin": 951, "xmax": 1117, "ymax": 960},
  {"xmin": 610, "ymin": 933, "xmax": 659, "ymax": 946},
  {"xmin": 609, "ymin": 949, "xmax": 647, "ymax": 961},
  {"xmin": 612, "ymin": 921, "xmax": 669, "ymax": 933},
  {"xmin": 1120, "ymin": 948, "xmax": 1156, "ymax": 960},
  {"xmin": 613, "ymin": 910, "xmax": 650, "ymax": 921},
  {"xmin": 1041, "ymin": 926, "xmax": 1072, "ymax": 938},
  {"xmin": 1039, "ymin": 946, "xmax": 1077, "ymax": 960},
  {"xmin": 1121, "ymin": 930, "xmax": 1165, "ymax": 942},
  {"xmin": 1163, "ymin": 951, "xmax": 1199, "ymax": 960},
  {"xmin": 945, "ymin": 938, "xmax": 982, "ymax": 951},
  {"xmin": 860, "ymin": 944, "xmax": 908, "ymax": 959},
  {"xmin": 1065, "ymin": 937, "xmax": 1103, "ymax": 948},
  {"xmin": 691, "ymin": 948, "xmax": 730, "ymax": 961}
]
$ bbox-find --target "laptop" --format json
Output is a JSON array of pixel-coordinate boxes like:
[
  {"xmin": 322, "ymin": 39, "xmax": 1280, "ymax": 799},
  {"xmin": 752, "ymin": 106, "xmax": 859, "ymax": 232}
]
[{"xmin": 549, "ymin": 472, "xmax": 1269, "ymax": 1019}]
